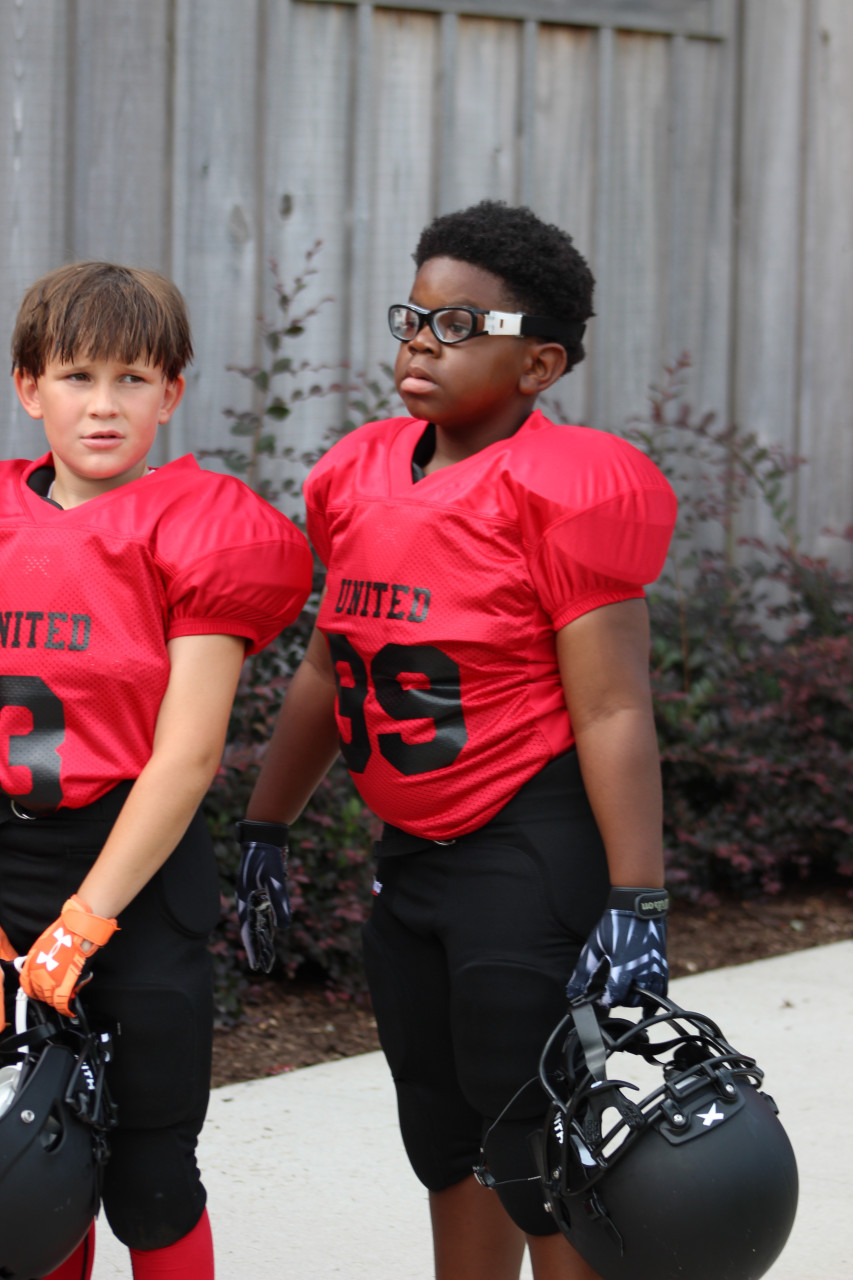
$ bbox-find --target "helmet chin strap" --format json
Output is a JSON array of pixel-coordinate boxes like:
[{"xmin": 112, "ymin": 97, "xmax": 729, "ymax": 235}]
[
  {"xmin": 15, "ymin": 970, "xmax": 28, "ymax": 1028},
  {"xmin": 472, "ymin": 1069, "xmax": 543, "ymax": 1191},
  {"xmin": 473, "ymin": 994, "xmax": 626, "ymax": 1193},
  {"xmin": 569, "ymin": 999, "xmax": 608, "ymax": 1082}
]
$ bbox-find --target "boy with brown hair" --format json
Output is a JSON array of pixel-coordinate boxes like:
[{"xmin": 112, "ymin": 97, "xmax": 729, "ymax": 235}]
[{"xmin": 0, "ymin": 261, "xmax": 313, "ymax": 1279}]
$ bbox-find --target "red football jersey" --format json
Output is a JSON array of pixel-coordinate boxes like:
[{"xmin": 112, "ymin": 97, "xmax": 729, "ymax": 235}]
[
  {"xmin": 305, "ymin": 411, "xmax": 677, "ymax": 839},
  {"xmin": 0, "ymin": 453, "xmax": 313, "ymax": 811}
]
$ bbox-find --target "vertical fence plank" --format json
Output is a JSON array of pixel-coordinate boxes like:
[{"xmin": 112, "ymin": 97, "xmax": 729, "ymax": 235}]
[
  {"xmin": 518, "ymin": 19, "xmax": 538, "ymax": 207},
  {"xmin": 445, "ymin": 15, "xmax": 520, "ymax": 205},
  {"xmin": 437, "ymin": 12, "xmax": 459, "ymax": 213},
  {"xmin": 656, "ymin": 26, "xmax": 737, "ymax": 427},
  {"xmin": 589, "ymin": 23, "xmax": 614, "ymax": 433},
  {"xmin": 262, "ymin": 0, "xmax": 359, "ymax": 480},
  {"xmin": 797, "ymin": 0, "xmax": 853, "ymax": 566},
  {"xmin": 731, "ymin": 0, "xmax": 806, "ymax": 544},
  {"xmin": 680, "ymin": 20, "xmax": 737, "ymax": 426},
  {"xmin": 598, "ymin": 30, "xmax": 671, "ymax": 432},
  {"xmin": 264, "ymin": 0, "xmax": 355, "ymax": 291},
  {"xmin": 367, "ymin": 10, "xmax": 441, "ymax": 366},
  {"xmin": 70, "ymin": 0, "xmax": 171, "ymax": 268},
  {"xmin": 0, "ymin": 0, "xmax": 69, "ymax": 456},
  {"xmin": 665, "ymin": 34, "xmax": 689, "ymax": 365},
  {"xmin": 529, "ymin": 22, "xmax": 598, "ymax": 428},
  {"xmin": 170, "ymin": 0, "xmax": 262, "ymax": 462},
  {"xmin": 347, "ymin": 3, "xmax": 376, "ymax": 385}
]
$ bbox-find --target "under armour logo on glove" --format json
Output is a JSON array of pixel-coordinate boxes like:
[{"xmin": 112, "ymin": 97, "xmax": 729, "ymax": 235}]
[
  {"xmin": 20, "ymin": 896, "xmax": 118, "ymax": 1017},
  {"xmin": 566, "ymin": 887, "xmax": 669, "ymax": 1009},
  {"xmin": 235, "ymin": 820, "xmax": 292, "ymax": 973},
  {"xmin": 36, "ymin": 927, "xmax": 73, "ymax": 971}
]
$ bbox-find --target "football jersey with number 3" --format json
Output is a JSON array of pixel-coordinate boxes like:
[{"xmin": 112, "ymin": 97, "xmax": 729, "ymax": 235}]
[
  {"xmin": 0, "ymin": 453, "xmax": 313, "ymax": 811},
  {"xmin": 305, "ymin": 411, "xmax": 676, "ymax": 839}
]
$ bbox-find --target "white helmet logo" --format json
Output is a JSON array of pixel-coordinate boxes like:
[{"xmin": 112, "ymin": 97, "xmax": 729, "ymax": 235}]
[{"xmin": 697, "ymin": 1103, "xmax": 726, "ymax": 1127}]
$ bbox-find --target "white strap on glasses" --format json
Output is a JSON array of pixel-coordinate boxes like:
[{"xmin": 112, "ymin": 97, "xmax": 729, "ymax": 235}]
[{"xmin": 483, "ymin": 311, "xmax": 524, "ymax": 336}]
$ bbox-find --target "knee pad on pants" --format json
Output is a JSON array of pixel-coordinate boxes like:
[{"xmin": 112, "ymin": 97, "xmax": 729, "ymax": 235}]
[
  {"xmin": 101, "ymin": 1127, "xmax": 207, "ymax": 1250},
  {"xmin": 363, "ymin": 910, "xmax": 484, "ymax": 1191},
  {"xmin": 482, "ymin": 1115, "xmax": 561, "ymax": 1236},
  {"xmin": 394, "ymin": 1080, "xmax": 485, "ymax": 1192},
  {"xmin": 451, "ymin": 959, "xmax": 567, "ymax": 1235},
  {"xmin": 450, "ymin": 959, "xmax": 566, "ymax": 1120}
]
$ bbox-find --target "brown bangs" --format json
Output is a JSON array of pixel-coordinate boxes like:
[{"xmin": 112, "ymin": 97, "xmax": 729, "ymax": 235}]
[{"xmin": 11, "ymin": 262, "xmax": 193, "ymax": 382}]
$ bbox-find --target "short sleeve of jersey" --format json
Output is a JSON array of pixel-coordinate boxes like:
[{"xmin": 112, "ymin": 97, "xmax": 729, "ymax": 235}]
[
  {"xmin": 156, "ymin": 472, "xmax": 314, "ymax": 654},
  {"xmin": 509, "ymin": 425, "xmax": 677, "ymax": 629},
  {"xmin": 304, "ymin": 424, "xmax": 379, "ymax": 566}
]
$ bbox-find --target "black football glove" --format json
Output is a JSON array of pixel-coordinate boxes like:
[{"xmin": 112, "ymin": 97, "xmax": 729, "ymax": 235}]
[
  {"xmin": 565, "ymin": 886, "xmax": 669, "ymax": 1008},
  {"xmin": 235, "ymin": 820, "xmax": 291, "ymax": 973}
]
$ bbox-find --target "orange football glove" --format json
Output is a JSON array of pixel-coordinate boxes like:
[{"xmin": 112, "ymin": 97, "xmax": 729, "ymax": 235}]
[
  {"xmin": 0, "ymin": 926, "xmax": 15, "ymax": 963},
  {"xmin": 0, "ymin": 925, "xmax": 19, "ymax": 1034},
  {"xmin": 20, "ymin": 895, "xmax": 118, "ymax": 1017}
]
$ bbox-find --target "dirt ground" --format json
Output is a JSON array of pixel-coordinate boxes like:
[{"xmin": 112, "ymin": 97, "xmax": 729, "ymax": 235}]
[{"xmin": 211, "ymin": 884, "xmax": 852, "ymax": 1088}]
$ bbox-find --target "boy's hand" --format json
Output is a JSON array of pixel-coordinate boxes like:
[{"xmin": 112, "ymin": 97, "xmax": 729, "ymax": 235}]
[
  {"xmin": 566, "ymin": 887, "xmax": 669, "ymax": 1008},
  {"xmin": 20, "ymin": 895, "xmax": 118, "ymax": 1018},
  {"xmin": 235, "ymin": 820, "xmax": 291, "ymax": 973},
  {"xmin": 0, "ymin": 925, "xmax": 19, "ymax": 1033},
  {"xmin": 0, "ymin": 926, "xmax": 16, "ymax": 964}
]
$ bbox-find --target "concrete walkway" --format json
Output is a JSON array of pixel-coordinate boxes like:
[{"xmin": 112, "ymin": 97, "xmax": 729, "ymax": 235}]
[{"xmin": 92, "ymin": 941, "xmax": 852, "ymax": 1279}]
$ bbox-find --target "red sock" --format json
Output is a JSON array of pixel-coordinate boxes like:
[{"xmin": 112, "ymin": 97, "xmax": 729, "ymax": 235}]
[
  {"xmin": 43, "ymin": 1222, "xmax": 96, "ymax": 1280},
  {"xmin": 129, "ymin": 1208, "xmax": 214, "ymax": 1278}
]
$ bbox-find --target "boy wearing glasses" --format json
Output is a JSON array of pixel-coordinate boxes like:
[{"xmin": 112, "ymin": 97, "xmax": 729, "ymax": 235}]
[{"xmin": 244, "ymin": 201, "xmax": 676, "ymax": 1280}]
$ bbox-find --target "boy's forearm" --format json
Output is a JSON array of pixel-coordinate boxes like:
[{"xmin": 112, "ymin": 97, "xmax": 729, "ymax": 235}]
[
  {"xmin": 557, "ymin": 600, "xmax": 665, "ymax": 889},
  {"xmin": 248, "ymin": 641, "xmax": 341, "ymax": 824},
  {"xmin": 76, "ymin": 632, "xmax": 247, "ymax": 919},
  {"xmin": 572, "ymin": 708, "xmax": 665, "ymax": 888},
  {"xmin": 76, "ymin": 751, "xmax": 225, "ymax": 919}
]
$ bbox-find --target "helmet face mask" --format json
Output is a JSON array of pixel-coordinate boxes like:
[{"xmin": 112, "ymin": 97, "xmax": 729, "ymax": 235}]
[
  {"xmin": 0, "ymin": 991, "xmax": 116, "ymax": 1280},
  {"xmin": 534, "ymin": 992, "xmax": 799, "ymax": 1280}
]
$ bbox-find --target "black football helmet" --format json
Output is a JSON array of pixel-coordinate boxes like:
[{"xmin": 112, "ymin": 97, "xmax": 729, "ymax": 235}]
[
  {"xmin": 533, "ymin": 989, "xmax": 798, "ymax": 1280},
  {"xmin": 0, "ymin": 989, "xmax": 116, "ymax": 1280}
]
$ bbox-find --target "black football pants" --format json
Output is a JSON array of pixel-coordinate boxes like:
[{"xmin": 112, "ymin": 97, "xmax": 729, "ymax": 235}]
[
  {"xmin": 0, "ymin": 784, "xmax": 219, "ymax": 1250},
  {"xmin": 362, "ymin": 751, "xmax": 610, "ymax": 1235}
]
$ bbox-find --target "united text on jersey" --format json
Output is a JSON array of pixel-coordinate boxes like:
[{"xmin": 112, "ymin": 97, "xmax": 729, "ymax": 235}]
[{"xmin": 0, "ymin": 610, "xmax": 91, "ymax": 651}]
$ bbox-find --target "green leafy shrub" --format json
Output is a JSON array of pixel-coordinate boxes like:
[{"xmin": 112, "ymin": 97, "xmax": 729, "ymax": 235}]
[
  {"xmin": 654, "ymin": 629, "xmax": 853, "ymax": 900},
  {"xmin": 203, "ymin": 249, "xmax": 398, "ymax": 1022},
  {"xmin": 204, "ymin": 632, "xmax": 381, "ymax": 1024},
  {"xmin": 627, "ymin": 357, "xmax": 853, "ymax": 900}
]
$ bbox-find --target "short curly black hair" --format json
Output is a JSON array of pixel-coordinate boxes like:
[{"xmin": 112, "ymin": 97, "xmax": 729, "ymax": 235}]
[{"xmin": 413, "ymin": 200, "xmax": 594, "ymax": 374}]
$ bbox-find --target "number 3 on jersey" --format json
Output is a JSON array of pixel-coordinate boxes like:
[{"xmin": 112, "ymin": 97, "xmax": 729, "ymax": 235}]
[
  {"xmin": 328, "ymin": 635, "xmax": 468, "ymax": 776},
  {"xmin": 0, "ymin": 675, "xmax": 65, "ymax": 809}
]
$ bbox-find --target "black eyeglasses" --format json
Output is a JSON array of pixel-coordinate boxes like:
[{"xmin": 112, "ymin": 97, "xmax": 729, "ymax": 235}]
[{"xmin": 388, "ymin": 303, "xmax": 585, "ymax": 348}]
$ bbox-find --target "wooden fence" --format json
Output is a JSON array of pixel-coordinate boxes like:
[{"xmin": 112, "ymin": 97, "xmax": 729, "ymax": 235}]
[{"xmin": 0, "ymin": 0, "xmax": 850, "ymax": 560}]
